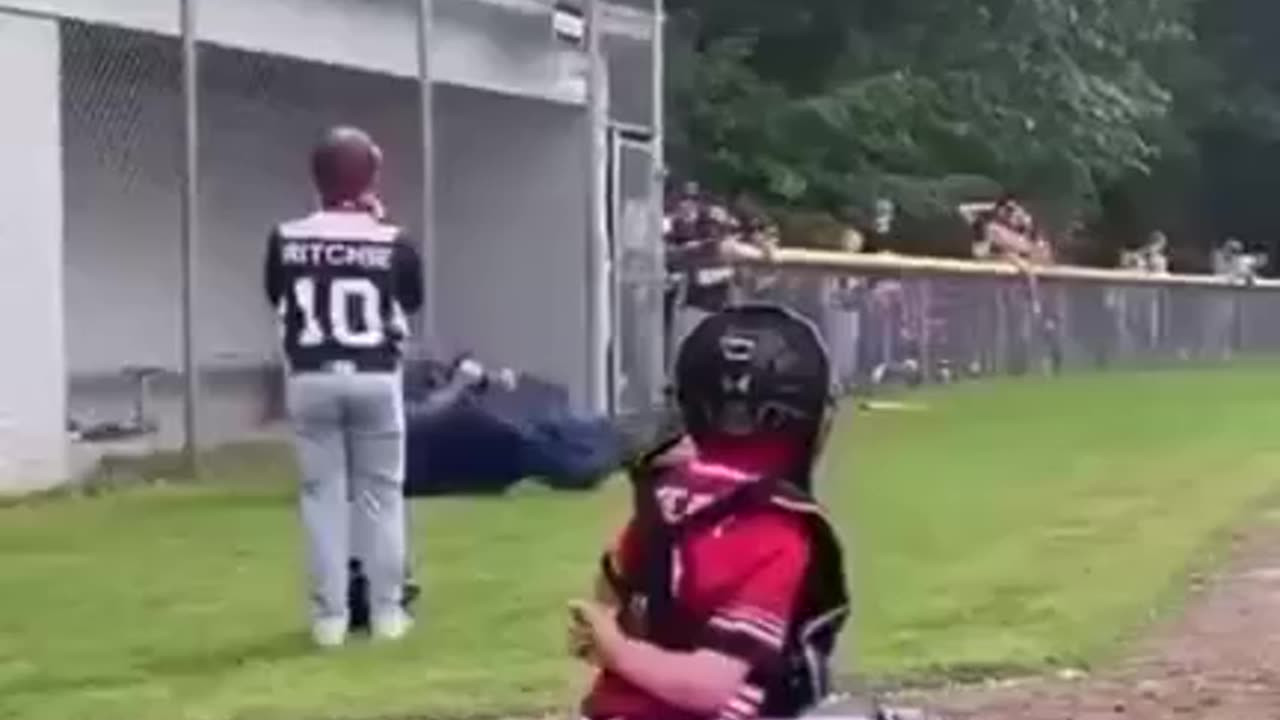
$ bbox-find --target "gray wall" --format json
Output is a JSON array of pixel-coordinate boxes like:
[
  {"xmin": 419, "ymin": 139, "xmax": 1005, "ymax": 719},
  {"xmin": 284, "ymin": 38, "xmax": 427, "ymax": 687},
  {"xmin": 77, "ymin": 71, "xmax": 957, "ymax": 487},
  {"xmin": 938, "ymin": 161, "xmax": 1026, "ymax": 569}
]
[
  {"xmin": 0, "ymin": 13, "xmax": 68, "ymax": 491},
  {"xmin": 61, "ymin": 24, "xmax": 592, "ymax": 451},
  {"xmin": 0, "ymin": 0, "xmax": 588, "ymax": 104},
  {"xmin": 435, "ymin": 85, "xmax": 591, "ymax": 406},
  {"xmin": 61, "ymin": 28, "xmax": 426, "ymax": 374}
]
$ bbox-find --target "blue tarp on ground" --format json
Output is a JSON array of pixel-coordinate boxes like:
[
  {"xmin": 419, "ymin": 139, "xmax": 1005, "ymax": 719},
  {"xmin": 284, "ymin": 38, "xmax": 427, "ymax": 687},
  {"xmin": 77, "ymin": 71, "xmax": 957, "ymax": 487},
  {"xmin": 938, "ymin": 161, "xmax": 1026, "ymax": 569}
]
[{"xmin": 402, "ymin": 363, "xmax": 625, "ymax": 496}]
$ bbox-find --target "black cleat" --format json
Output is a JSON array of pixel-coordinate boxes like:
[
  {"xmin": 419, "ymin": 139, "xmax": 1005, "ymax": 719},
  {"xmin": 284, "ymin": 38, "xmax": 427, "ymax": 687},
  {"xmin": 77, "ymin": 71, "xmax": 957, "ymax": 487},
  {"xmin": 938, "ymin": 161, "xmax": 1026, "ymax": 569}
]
[
  {"xmin": 348, "ymin": 559, "xmax": 372, "ymax": 634},
  {"xmin": 348, "ymin": 559, "xmax": 421, "ymax": 635}
]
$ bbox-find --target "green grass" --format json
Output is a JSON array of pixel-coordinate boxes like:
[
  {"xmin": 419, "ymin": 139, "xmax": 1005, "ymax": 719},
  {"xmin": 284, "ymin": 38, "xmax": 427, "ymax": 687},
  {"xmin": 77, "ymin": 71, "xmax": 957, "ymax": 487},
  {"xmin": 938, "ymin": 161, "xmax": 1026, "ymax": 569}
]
[{"xmin": 4, "ymin": 365, "xmax": 1280, "ymax": 720}]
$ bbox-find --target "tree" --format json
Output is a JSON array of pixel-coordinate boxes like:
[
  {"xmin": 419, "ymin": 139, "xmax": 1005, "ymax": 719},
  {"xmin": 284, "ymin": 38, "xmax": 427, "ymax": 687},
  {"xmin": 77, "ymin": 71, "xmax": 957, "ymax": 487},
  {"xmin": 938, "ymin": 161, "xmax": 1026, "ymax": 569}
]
[
  {"xmin": 1096, "ymin": 0, "xmax": 1280, "ymax": 268},
  {"xmin": 667, "ymin": 0, "xmax": 1196, "ymax": 256}
]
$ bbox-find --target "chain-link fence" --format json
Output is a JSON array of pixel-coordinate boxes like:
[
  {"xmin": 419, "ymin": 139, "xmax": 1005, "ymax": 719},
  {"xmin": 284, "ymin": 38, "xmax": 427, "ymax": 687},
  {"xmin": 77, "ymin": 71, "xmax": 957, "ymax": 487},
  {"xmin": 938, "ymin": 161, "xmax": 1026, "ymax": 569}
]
[
  {"xmin": 706, "ymin": 252, "xmax": 1280, "ymax": 396},
  {"xmin": 0, "ymin": 0, "xmax": 664, "ymax": 487},
  {"xmin": 194, "ymin": 11, "xmax": 425, "ymax": 450},
  {"xmin": 59, "ymin": 19, "xmax": 185, "ymax": 469},
  {"xmin": 47, "ymin": 2, "xmax": 432, "ymax": 476}
]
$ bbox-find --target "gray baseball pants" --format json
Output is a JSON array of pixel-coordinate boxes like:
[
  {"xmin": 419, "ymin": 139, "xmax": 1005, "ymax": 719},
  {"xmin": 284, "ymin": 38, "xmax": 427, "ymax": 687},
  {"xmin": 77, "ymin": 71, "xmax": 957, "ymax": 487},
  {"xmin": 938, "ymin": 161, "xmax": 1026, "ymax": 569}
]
[{"xmin": 286, "ymin": 370, "xmax": 406, "ymax": 624}]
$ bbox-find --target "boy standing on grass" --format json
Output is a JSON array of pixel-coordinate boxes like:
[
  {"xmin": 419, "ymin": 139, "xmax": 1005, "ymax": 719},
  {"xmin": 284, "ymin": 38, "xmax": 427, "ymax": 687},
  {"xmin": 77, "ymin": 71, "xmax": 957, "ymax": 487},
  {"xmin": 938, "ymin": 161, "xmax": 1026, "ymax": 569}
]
[
  {"xmin": 264, "ymin": 126, "xmax": 423, "ymax": 648},
  {"xmin": 570, "ymin": 304, "xmax": 852, "ymax": 720}
]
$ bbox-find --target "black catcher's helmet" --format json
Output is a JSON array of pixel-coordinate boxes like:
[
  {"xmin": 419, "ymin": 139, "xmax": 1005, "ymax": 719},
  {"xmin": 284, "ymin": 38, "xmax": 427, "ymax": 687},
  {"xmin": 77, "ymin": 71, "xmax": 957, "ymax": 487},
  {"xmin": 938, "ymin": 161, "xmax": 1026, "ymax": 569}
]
[
  {"xmin": 674, "ymin": 304, "xmax": 834, "ymax": 481},
  {"xmin": 311, "ymin": 126, "xmax": 383, "ymax": 207}
]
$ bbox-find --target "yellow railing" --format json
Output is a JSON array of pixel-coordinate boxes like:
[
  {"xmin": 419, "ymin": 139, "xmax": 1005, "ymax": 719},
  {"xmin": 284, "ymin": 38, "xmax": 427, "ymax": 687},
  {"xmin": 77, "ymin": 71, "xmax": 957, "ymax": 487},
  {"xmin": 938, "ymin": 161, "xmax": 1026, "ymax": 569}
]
[{"xmin": 724, "ymin": 247, "xmax": 1280, "ymax": 290}]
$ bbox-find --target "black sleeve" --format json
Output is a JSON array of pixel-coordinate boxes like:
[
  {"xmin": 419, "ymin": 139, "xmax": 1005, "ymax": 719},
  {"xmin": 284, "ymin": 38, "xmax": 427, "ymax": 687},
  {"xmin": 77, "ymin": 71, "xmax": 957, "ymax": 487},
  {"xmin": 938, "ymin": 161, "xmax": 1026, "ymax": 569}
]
[
  {"xmin": 264, "ymin": 230, "xmax": 284, "ymax": 308},
  {"xmin": 861, "ymin": 230, "xmax": 884, "ymax": 254},
  {"xmin": 971, "ymin": 212, "xmax": 991, "ymax": 241},
  {"xmin": 394, "ymin": 238, "xmax": 425, "ymax": 315}
]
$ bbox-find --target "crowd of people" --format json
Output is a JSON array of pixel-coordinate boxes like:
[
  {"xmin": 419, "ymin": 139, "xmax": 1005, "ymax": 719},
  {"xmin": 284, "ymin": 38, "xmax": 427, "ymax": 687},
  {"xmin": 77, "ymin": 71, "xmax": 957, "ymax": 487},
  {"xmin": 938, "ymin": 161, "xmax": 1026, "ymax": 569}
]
[
  {"xmin": 661, "ymin": 187, "xmax": 1060, "ymax": 389},
  {"xmin": 663, "ymin": 185, "xmax": 1273, "ymax": 391}
]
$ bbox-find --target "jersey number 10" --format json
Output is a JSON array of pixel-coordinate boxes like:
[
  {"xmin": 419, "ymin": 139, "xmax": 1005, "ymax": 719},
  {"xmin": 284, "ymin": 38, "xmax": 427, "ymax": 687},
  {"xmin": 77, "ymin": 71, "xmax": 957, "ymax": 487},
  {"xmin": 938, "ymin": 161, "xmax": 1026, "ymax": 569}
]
[{"xmin": 293, "ymin": 277, "xmax": 385, "ymax": 348}]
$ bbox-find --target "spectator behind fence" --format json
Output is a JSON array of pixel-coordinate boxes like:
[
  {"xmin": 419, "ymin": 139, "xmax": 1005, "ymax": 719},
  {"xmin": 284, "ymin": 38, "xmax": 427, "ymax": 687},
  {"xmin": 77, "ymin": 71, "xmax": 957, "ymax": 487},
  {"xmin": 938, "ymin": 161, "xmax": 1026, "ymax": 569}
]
[
  {"xmin": 1204, "ymin": 238, "xmax": 1266, "ymax": 360},
  {"xmin": 962, "ymin": 194, "xmax": 1036, "ymax": 266},
  {"xmin": 832, "ymin": 200, "xmax": 899, "ymax": 389},
  {"xmin": 730, "ymin": 192, "xmax": 782, "ymax": 297},
  {"xmin": 1112, "ymin": 231, "xmax": 1170, "ymax": 356},
  {"xmin": 663, "ymin": 185, "xmax": 775, "ymax": 359},
  {"xmin": 959, "ymin": 195, "xmax": 1052, "ymax": 374},
  {"xmin": 1029, "ymin": 226, "xmax": 1066, "ymax": 374},
  {"xmin": 823, "ymin": 226, "xmax": 868, "ymax": 392},
  {"xmin": 664, "ymin": 185, "xmax": 729, "ymax": 348},
  {"xmin": 1213, "ymin": 237, "xmax": 1265, "ymax": 284}
]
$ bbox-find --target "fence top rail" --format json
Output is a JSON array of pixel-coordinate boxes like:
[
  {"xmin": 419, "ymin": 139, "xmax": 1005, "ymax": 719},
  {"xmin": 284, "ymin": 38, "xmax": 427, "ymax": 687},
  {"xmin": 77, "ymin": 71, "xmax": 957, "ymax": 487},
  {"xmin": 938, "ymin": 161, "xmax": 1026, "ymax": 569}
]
[{"xmin": 721, "ymin": 246, "xmax": 1280, "ymax": 290}]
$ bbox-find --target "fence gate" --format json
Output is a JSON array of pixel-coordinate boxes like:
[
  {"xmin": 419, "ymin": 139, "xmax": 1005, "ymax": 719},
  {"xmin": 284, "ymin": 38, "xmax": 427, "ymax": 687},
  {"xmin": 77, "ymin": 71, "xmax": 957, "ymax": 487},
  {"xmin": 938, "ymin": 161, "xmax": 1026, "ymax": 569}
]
[{"xmin": 608, "ymin": 128, "xmax": 664, "ymax": 418}]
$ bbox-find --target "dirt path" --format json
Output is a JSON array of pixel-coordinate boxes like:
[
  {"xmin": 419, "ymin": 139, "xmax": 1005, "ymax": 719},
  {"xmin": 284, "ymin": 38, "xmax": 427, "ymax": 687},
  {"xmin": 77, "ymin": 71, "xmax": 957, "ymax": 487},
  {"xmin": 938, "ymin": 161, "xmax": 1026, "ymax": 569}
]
[{"xmin": 896, "ymin": 524, "xmax": 1280, "ymax": 719}]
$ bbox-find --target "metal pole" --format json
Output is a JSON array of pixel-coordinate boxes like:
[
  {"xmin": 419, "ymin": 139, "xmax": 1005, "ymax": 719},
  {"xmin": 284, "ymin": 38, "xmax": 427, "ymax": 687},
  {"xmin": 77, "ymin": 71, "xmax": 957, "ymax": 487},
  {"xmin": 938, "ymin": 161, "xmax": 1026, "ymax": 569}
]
[
  {"xmin": 917, "ymin": 280, "xmax": 932, "ymax": 384},
  {"xmin": 585, "ymin": 0, "xmax": 608, "ymax": 415},
  {"xmin": 179, "ymin": 0, "xmax": 201, "ymax": 477},
  {"xmin": 651, "ymin": 0, "xmax": 665, "ymax": 191},
  {"xmin": 416, "ymin": 0, "xmax": 437, "ymax": 349},
  {"xmin": 650, "ymin": 0, "xmax": 667, "ymax": 411}
]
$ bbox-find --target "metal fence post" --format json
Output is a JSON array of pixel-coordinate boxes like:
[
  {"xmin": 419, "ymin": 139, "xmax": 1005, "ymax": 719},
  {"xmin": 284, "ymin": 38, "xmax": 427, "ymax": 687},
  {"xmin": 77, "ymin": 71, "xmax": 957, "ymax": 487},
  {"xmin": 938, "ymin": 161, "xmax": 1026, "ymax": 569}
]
[
  {"xmin": 651, "ymin": 0, "xmax": 666, "ymax": 410},
  {"xmin": 179, "ymin": 0, "xmax": 201, "ymax": 476},
  {"xmin": 416, "ymin": 0, "xmax": 437, "ymax": 349},
  {"xmin": 994, "ymin": 282, "xmax": 1008, "ymax": 374},
  {"xmin": 585, "ymin": 0, "xmax": 608, "ymax": 415},
  {"xmin": 916, "ymin": 279, "xmax": 932, "ymax": 383},
  {"xmin": 651, "ymin": 0, "xmax": 665, "ymax": 210}
]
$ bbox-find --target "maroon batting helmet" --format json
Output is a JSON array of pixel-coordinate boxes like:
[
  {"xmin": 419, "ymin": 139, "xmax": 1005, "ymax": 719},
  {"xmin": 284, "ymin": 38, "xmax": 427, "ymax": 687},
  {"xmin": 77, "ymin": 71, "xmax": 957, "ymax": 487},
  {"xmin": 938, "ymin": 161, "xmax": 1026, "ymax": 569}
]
[{"xmin": 311, "ymin": 126, "xmax": 383, "ymax": 208}]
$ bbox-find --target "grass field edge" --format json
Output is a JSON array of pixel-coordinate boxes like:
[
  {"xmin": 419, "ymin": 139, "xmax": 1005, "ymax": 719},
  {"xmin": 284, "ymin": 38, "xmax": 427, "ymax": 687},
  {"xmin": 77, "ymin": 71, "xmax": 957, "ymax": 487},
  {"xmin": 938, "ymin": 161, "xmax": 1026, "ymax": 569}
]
[{"xmin": 839, "ymin": 481, "xmax": 1280, "ymax": 699}]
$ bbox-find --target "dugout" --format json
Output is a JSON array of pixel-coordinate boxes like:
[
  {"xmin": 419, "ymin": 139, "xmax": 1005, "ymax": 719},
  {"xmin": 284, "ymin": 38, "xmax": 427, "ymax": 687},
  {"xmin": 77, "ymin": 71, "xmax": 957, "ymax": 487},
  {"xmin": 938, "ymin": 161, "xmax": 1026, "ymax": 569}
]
[{"xmin": 0, "ymin": 0, "xmax": 664, "ymax": 491}]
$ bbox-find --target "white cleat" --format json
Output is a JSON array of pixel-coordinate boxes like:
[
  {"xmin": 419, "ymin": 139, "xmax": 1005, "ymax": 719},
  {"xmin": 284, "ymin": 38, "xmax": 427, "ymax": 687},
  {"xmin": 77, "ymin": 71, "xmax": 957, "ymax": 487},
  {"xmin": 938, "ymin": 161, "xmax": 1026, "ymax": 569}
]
[
  {"xmin": 311, "ymin": 617, "xmax": 348, "ymax": 649},
  {"xmin": 372, "ymin": 609, "xmax": 414, "ymax": 642}
]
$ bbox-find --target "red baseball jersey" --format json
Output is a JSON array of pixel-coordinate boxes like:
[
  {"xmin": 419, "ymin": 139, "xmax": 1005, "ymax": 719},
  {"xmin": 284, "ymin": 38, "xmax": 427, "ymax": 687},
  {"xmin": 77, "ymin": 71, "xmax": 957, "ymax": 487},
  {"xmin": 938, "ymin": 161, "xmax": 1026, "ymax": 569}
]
[{"xmin": 582, "ymin": 458, "xmax": 813, "ymax": 720}]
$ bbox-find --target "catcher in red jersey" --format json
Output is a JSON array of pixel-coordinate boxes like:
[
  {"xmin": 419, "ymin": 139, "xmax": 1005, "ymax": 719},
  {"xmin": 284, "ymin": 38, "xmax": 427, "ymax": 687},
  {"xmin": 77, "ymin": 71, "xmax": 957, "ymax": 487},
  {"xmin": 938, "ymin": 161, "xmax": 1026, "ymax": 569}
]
[{"xmin": 570, "ymin": 304, "xmax": 850, "ymax": 720}]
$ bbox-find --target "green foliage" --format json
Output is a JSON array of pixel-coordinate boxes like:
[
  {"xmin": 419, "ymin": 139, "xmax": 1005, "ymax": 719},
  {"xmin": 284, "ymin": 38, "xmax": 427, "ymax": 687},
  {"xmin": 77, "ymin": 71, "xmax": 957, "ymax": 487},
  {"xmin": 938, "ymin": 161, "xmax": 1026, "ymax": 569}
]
[{"xmin": 666, "ymin": 0, "xmax": 1280, "ymax": 256}]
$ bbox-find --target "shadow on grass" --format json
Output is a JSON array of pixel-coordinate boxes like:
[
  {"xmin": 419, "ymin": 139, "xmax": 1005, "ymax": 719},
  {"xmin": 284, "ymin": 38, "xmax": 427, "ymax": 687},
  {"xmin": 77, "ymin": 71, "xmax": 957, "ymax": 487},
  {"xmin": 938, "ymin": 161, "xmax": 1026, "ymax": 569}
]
[
  {"xmin": 0, "ymin": 442, "xmax": 294, "ymax": 510},
  {"xmin": 136, "ymin": 631, "xmax": 312, "ymax": 680},
  {"xmin": 0, "ymin": 632, "xmax": 308, "ymax": 699}
]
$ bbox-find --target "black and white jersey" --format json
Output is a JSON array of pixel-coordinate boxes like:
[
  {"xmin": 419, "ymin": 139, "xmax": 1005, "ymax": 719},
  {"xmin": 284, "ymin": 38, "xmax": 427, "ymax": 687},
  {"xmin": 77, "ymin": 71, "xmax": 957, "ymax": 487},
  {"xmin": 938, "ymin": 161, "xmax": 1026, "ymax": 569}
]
[{"xmin": 264, "ymin": 211, "xmax": 424, "ymax": 373}]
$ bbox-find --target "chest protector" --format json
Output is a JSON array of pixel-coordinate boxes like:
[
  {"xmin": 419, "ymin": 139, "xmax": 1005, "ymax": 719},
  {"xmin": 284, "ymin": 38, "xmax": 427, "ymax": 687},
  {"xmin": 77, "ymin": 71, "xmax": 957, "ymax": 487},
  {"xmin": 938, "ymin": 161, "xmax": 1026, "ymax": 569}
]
[{"xmin": 612, "ymin": 448, "xmax": 851, "ymax": 718}]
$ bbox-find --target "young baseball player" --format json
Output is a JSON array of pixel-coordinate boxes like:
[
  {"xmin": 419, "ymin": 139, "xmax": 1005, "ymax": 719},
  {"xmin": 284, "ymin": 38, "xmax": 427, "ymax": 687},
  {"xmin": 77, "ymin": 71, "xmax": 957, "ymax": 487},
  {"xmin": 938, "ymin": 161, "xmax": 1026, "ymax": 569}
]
[
  {"xmin": 571, "ymin": 304, "xmax": 851, "ymax": 720},
  {"xmin": 265, "ymin": 126, "xmax": 422, "ymax": 647}
]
